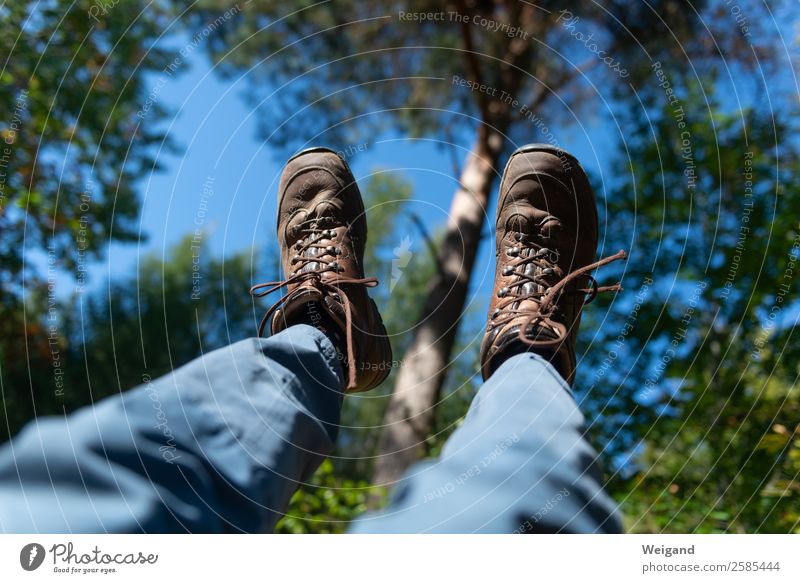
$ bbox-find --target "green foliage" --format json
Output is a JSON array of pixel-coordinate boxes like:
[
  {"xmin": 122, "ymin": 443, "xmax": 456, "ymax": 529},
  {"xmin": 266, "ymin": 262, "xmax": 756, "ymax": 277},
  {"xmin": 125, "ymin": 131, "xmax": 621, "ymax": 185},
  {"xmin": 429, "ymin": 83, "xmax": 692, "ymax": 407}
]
[
  {"xmin": 0, "ymin": 0, "xmax": 178, "ymax": 441},
  {"xmin": 0, "ymin": 1, "xmax": 175, "ymax": 282},
  {"xmin": 0, "ymin": 235, "xmax": 259, "ymax": 441},
  {"xmin": 276, "ymin": 460, "xmax": 387, "ymax": 534},
  {"xmin": 75, "ymin": 234, "xmax": 256, "ymax": 384},
  {"xmin": 580, "ymin": 80, "xmax": 800, "ymax": 532}
]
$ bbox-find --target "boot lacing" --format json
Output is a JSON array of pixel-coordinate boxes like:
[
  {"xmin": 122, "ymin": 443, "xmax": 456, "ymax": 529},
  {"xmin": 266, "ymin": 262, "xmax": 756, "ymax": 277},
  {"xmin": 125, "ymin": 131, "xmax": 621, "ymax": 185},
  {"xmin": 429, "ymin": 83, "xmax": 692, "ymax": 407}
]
[
  {"xmin": 250, "ymin": 217, "xmax": 378, "ymax": 389},
  {"xmin": 490, "ymin": 229, "xmax": 627, "ymax": 348}
]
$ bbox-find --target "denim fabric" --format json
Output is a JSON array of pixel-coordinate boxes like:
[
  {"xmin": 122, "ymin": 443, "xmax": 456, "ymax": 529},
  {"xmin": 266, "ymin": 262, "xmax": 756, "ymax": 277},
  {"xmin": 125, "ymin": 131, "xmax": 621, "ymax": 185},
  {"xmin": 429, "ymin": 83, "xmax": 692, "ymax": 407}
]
[
  {"xmin": 0, "ymin": 326, "xmax": 343, "ymax": 533},
  {"xmin": 0, "ymin": 324, "xmax": 620, "ymax": 533},
  {"xmin": 352, "ymin": 352, "xmax": 622, "ymax": 533}
]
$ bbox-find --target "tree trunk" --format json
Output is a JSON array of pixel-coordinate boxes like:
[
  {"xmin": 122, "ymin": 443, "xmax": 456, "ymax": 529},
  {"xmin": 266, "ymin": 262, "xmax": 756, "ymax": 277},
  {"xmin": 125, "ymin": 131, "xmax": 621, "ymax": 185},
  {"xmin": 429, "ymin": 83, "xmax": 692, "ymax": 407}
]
[{"xmin": 372, "ymin": 128, "xmax": 504, "ymax": 488}]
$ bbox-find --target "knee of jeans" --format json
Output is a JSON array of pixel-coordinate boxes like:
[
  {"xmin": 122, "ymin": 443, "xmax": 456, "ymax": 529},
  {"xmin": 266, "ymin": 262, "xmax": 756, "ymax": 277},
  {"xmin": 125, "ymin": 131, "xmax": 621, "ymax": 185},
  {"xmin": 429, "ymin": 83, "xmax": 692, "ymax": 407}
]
[
  {"xmin": 251, "ymin": 328, "xmax": 343, "ymax": 391},
  {"xmin": 7, "ymin": 415, "xmax": 98, "ymax": 484}
]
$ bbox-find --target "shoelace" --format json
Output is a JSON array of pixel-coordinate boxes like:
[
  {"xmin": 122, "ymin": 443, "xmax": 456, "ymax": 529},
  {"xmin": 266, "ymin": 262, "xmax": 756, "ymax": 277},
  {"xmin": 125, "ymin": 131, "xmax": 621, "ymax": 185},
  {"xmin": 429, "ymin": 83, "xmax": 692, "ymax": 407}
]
[
  {"xmin": 250, "ymin": 219, "xmax": 378, "ymax": 389},
  {"xmin": 491, "ymin": 241, "xmax": 627, "ymax": 349}
]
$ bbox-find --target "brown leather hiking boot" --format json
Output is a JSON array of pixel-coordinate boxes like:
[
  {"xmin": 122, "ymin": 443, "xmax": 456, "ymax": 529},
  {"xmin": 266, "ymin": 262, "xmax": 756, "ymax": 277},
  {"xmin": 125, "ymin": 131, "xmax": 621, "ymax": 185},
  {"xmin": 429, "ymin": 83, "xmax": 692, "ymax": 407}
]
[
  {"xmin": 250, "ymin": 147, "xmax": 392, "ymax": 392},
  {"xmin": 480, "ymin": 144, "xmax": 626, "ymax": 383}
]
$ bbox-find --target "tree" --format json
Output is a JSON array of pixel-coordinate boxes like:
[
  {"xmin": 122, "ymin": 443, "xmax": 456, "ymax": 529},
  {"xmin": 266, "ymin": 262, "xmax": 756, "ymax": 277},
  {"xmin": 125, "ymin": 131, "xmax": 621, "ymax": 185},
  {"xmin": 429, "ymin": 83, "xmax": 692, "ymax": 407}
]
[
  {"xmin": 582, "ymin": 78, "xmax": 800, "ymax": 531},
  {"xmin": 0, "ymin": 232, "xmax": 259, "ymax": 442},
  {"xmin": 0, "ymin": 0, "xmax": 176, "ymax": 439},
  {"xmin": 335, "ymin": 172, "xmax": 485, "ymax": 500},
  {"xmin": 185, "ymin": 0, "xmax": 773, "ymax": 485},
  {"xmin": 64, "ymin": 235, "xmax": 259, "ymax": 404},
  {"xmin": 0, "ymin": 1, "xmax": 174, "ymax": 283}
]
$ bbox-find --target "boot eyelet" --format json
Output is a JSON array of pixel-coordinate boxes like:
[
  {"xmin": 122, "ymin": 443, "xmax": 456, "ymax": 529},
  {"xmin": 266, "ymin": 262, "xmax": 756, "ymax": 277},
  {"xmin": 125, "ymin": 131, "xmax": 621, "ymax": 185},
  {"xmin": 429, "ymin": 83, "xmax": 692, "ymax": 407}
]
[
  {"xmin": 326, "ymin": 246, "xmax": 336, "ymax": 254},
  {"xmin": 291, "ymin": 255, "xmax": 300, "ymax": 264},
  {"xmin": 542, "ymin": 267, "xmax": 555, "ymax": 275},
  {"xmin": 502, "ymin": 267, "xmax": 514, "ymax": 276},
  {"xmin": 497, "ymin": 287, "xmax": 509, "ymax": 298},
  {"xmin": 491, "ymin": 309, "xmax": 500, "ymax": 319},
  {"xmin": 507, "ymin": 247, "xmax": 519, "ymax": 257}
]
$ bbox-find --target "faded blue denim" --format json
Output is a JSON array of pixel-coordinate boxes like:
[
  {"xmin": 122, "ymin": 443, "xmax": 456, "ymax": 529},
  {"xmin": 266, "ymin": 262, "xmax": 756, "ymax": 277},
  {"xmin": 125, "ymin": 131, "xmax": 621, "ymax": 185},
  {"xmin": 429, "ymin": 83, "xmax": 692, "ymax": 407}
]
[{"xmin": 0, "ymin": 325, "xmax": 621, "ymax": 533}]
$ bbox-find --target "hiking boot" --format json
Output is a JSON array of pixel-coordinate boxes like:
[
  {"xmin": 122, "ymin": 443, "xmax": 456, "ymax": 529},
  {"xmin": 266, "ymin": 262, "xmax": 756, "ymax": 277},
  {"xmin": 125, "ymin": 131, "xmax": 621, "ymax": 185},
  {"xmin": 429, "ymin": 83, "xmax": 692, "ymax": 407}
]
[
  {"xmin": 250, "ymin": 147, "xmax": 392, "ymax": 392},
  {"xmin": 480, "ymin": 144, "xmax": 626, "ymax": 383}
]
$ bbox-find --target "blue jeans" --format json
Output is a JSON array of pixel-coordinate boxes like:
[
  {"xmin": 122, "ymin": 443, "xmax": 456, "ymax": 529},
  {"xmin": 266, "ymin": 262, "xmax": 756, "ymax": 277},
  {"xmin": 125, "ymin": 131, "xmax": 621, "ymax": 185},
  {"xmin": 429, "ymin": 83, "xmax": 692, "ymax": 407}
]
[{"xmin": 0, "ymin": 325, "xmax": 621, "ymax": 533}]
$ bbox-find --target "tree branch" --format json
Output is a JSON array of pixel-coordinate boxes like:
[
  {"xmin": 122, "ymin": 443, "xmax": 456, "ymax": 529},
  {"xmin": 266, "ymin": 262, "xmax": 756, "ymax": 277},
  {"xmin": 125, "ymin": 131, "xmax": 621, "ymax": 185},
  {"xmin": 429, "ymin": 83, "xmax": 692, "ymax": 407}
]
[
  {"xmin": 409, "ymin": 212, "xmax": 445, "ymax": 279},
  {"xmin": 456, "ymin": 0, "xmax": 490, "ymax": 125},
  {"xmin": 443, "ymin": 121, "xmax": 463, "ymax": 178}
]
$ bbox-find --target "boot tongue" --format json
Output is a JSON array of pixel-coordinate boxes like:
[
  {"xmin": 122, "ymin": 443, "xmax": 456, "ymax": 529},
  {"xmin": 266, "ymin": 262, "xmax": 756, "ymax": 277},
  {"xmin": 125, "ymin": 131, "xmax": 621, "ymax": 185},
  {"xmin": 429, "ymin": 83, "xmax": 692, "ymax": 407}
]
[
  {"xmin": 274, "ymin": 284, "xmax": 350, "ymax": 340},
  {"xmin": 274, "ymin": 287, "xmax": 324, "ymax": 331}
]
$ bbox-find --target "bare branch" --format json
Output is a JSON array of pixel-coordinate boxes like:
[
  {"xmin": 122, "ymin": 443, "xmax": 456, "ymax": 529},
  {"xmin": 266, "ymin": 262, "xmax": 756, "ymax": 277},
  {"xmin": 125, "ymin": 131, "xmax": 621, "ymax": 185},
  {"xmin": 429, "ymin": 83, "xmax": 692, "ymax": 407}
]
[
  {"xmin": 443, "ymin": 122, "xmax": 463, "ymax": 178},
  {"xmin": 409, "ymin": 212, "xmax": 445, "ymax": 279},
  {"xmin": 456, "ymin": 0, "xmax": 490, "ymax": 125}
]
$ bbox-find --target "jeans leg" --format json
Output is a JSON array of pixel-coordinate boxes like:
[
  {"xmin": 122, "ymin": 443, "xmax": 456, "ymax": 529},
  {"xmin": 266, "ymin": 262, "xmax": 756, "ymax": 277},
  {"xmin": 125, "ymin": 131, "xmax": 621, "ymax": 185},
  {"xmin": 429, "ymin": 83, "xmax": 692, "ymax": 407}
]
[
  {"xmin": 0, "ymin": 324, "xmax": 343, "ymax": 533},
  {"xmin": 351, "ymin": 352, "xmax": 622, "ymax": 533}
]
